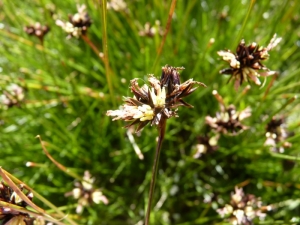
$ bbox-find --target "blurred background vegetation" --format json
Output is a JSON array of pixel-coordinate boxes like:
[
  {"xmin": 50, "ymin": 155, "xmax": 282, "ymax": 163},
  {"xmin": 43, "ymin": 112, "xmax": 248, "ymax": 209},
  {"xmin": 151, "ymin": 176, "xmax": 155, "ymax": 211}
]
[{"xmin": 0, "ymin": 0, "xmax": 300, "ymax": 224}]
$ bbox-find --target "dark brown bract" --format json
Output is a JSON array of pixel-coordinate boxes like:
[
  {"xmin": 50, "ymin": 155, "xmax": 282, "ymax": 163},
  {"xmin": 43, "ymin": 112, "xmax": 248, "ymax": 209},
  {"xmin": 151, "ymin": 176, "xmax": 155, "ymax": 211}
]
[
  {"xmin": 161, "ymin": 65, "xmax": 206, "ymax": 108},
  {"xmin": 218, "ymin": 34, "xmax": 281, "ymax": 90}
]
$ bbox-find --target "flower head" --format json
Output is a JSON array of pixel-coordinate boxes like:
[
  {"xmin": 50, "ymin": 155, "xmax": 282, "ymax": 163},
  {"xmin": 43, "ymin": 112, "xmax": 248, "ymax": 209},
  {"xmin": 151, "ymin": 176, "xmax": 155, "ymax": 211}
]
[
  {"xmin": 264, "ymin": 116, "xmax": 292, "ymax": 153},
  {"xmin": 193, "ymin": 135, "xmax": 219, "ymax": 158},
  {"xmin": 206, "ymin": 105, "xmax": 251, "ymax": 135},
  {"xmin": 217, "ymin": 187, "xmax": 269, "ymax": 225},
  {"xmin": 218, "ymin": 34, "xmax": 281, "ymax": 90},
  {"xmin": 107, "ymin": 0, "xmax": 128, "ymax": 11},
  {"xmin": 205, "ymin": 91, "xmax": 251, "ymax": 135},
  {"xmin": 65, "ymin": 171, "xmax": 108, "ymax": 214},
  {"xmin": 107, "ymin": 66, "xmax": 206, "ymax": 132},
  {"xmin": 56, "ymin": 4, "xmax": 92, "ymax": 38},
  {"xmin": 24, "ymin": 23, "xmax": 50, "ymax": 43},
  {"xmin": 0, "ymin": 84, "xmax": 25, "ymax": 108},
  {"xmin": 205, "ymin": 90, "xmax": 251, "ymax": 135},
  {"xmin": 139, "ymin": 21, "xmax": 164, "ymax": 38}
]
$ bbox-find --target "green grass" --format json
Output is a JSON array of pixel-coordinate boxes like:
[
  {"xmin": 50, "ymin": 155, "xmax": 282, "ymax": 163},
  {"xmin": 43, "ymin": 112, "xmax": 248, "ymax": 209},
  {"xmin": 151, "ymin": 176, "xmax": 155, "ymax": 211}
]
[{"xmin": 1, "ymin": 0, "xmax": 300, "ymax": 224}]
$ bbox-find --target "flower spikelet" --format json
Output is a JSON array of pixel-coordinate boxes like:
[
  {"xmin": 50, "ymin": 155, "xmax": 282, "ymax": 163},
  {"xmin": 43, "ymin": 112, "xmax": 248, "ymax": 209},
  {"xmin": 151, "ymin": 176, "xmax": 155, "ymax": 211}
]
[
  {"xmin": 264, "ymin": 116, "xmax": 292, "ymax": 153},
  {"xmin": 107, "ymin": 76, "xmax": 173, "ymax": 132},
  {"xmin": 107, "ymin": 66, "xmax": 206, "ymax": 132},
  {"xmin": 205, "ymin": 91, "xmax": 251, "ymax": 135},
  {"xmin": 24, "ymin": 22, "xmax": 50, "ymax": 42},
  {"xmin": 218, "ymin": 34, "xmax": 281, "ymax": 90},
  {"xmin": 56, "ymin": 4, "xmax": 92, "ymax": 38},
  {"xmin": 65, "ymin": 171, "xmax": 108, "ymax": 214},
  {"xmin": 217, "ymin": 187, "xmax": 269, "ymax": 225}
]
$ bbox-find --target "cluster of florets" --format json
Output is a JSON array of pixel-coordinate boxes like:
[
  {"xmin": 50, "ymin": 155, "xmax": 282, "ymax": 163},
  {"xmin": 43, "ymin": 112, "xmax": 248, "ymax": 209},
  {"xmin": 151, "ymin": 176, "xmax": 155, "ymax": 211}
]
[
  {"xmin": 218, "ymin": 34, "xmax": 281, "ymax": 90},
  {"xmin": 107, "ymin": 65, "xmax": 206, "ymax": 132},
  {"xmin": 65, "ymin": 171, "xmax": 108, "ymax": 214},
  {"xmin": 205, "ymin": 104, "xmax": 251, "ymax": 135},
  {"xmin": 107, "ymin": 0, "xmax": 128, "ymax": 11},
  {"xmin": 24, "ymin": 23, "xmax": 50, "ymax": 42},
  {"xmin": 264, "ymin": 116, "xmax": 292, "ymax": 153},
  {"xmin": 0, "ymin": 84, "xmax": 25, "ymax": 109},
  {"xmin": 193, "ymin": 135, "xmax": 219, "ymax": 158},
  {"xmin": 205, "ymin": 91, "xmax": 251, "ymax": 136},
  {"xmin": 217, "ymin": 187, "xmax": 270, "ymax": 225},
  {"xmin": 56, "ymin": 4, "xmax": 92, "ymax": 38},
  {"xmin": 139, "ymin": 21, "xmax": 164, "ymax": 37}
]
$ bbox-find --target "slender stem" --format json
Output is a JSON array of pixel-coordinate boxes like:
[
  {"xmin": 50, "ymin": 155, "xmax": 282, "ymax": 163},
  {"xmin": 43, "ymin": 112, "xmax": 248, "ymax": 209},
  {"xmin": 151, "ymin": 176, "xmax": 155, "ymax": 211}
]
[
  {"xmin": 270, "ymin": 152, "xmax": 300, "ymax": 161},
  {"xmin": 100, "ymin": 0, "xmax": 116, "ymax": 107},
  {"xmin": 234, "ymin": 0, "xmax": 255, "ymax": 47},
  {"xmin": 82, "ymin": 34, "xmax": 104, "ymax": 63},
  {"xmin": 145, "ymin": 117, "xmax": 167, "ymax": 225},
  {"xmin": 263, "ymin": 74, "xmax": 278, "ymax": 100},
  {"xmin": 152, "ymin": 0, "xmax": 177, "ymax": 71}
]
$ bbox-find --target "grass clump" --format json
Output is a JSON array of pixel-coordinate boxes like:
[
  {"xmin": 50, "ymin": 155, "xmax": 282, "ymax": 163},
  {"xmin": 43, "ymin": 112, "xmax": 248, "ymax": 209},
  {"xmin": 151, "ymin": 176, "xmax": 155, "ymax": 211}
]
[{"xmin": 1, "ymin": 0, "xmax": 300, "ymax": 224}]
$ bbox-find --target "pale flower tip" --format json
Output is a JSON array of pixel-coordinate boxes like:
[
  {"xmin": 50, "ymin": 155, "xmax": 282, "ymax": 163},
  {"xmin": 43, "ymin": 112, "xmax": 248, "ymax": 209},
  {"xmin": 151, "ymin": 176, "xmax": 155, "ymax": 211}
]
[
  {"xmin": 72, "ymin": 188, "xmax": 81, "ymax": 199},
  {"xmin": 212, "ymin": 90, "xmax": 218, "ymax": 95},
  {"xmin": 255, "ymin": 79, "xmax": 261, "ymax": 86},
  {"xmin": 217, "ymin": 50, "xmax": 224, "ymax": 57},
  {"xmin": 26, "ymin": 162, "xmax": 33, "ymax": 167},
  {"xmin": 55, "ymin": 20, "xmax": 64, "ymax": 27}
]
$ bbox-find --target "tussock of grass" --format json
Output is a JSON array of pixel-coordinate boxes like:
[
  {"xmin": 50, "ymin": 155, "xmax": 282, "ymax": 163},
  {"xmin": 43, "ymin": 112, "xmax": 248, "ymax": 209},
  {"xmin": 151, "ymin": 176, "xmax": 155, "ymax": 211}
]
[{"xmin": 0, "ymin": 0, "xmax": 300, "ymax": 224}]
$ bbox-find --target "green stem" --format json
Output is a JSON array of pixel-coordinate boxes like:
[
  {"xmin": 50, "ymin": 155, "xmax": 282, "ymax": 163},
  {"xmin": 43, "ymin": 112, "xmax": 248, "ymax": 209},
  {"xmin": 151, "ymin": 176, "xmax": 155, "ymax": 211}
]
[
  {"xmin": 145, "ymin": 117, "xmax": 167, "ymax": 225},
  {"xmin": 82, "ymin": 34, "xmax": 104, "ymax": 63},
  {"xmin": 234, "ymin": 0, "xmax": 255, "ymax": 47},
  {"xmin": 152, "ymin": 0, "xmax": 177, "ymax": 72},
  {"xmin": 100, "ymin": 0, "xmax": 116, "ymax": 107},
  {"xmin": 270, "ymin": 152, "xmax": 300, "ymax": 161}
]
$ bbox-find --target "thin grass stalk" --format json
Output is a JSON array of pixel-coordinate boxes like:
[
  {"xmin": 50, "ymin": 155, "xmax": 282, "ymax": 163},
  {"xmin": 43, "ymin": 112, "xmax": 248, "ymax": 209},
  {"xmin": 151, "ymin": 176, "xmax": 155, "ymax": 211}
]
[
  {"xmin": 270, "ymin": 152, "xmax": 300, "ymax": 161},
  {"xmin": 145, "ymin": 117, "xmax": 167, "ymax": 225},
  {"xmin": 174, "ymin": 0, "xmax": 197, "ymax": 54},
  {"xmin": 82, "ymin": 34, "xmax": 105, "ymax": 63},
  {"xmin": 234, "ymin": 0, "xmax": 255, "ymax": 47},
  {"xmin": 99, "ymin": 1, "xmax": 125, "ymax": 147},
  {"xmin": 36, "ymin": 135, "xmax": 95, "ymax": 187},
  {"xmin": 100, "ymin": 0, "xmax": 116, "ymax": 107},
  {"xmin": 263, "ymin": 74, "xmax": 278, "ymax": 100},
  {"xmin": 152, "ymin": 0, "xmax": 177, "ymax": 71}
]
